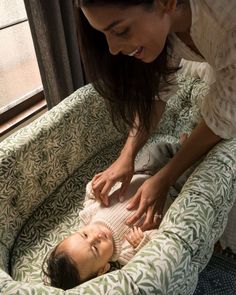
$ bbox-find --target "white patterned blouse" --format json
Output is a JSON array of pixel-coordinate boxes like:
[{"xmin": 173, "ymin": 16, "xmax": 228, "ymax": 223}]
[{"xmin": 163, "ymin": 0, "xmax": 236, "ymax": 139}]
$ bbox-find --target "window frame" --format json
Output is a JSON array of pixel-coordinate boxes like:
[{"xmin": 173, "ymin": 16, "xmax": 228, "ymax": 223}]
[
  {"xmin": 0, "ymin": 91, "xmax": 47, "ymax": 137},
  {"xmin": 0, "ymin": 8, "xmax": 46, "ymax": 138}
]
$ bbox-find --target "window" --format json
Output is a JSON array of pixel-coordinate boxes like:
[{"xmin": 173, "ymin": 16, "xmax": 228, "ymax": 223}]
[{"xmin": 0, "ymin": 0, "xmax": 46, "ymax": 137}]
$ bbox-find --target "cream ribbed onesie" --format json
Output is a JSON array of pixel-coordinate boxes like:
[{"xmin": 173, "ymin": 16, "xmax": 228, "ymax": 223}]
[{"xmin": 79, "ymin": 174, "xmax": 159, "ymax": 266}]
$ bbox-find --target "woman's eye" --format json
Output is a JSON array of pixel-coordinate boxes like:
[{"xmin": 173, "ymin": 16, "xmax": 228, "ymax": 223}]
[
  {"xmin": 114, "ymin": 28, "xmax": 130, "ymax": 37},
  {"xmin": 83, "ymin": 233, "xmax": 87, "ymax": 238}
]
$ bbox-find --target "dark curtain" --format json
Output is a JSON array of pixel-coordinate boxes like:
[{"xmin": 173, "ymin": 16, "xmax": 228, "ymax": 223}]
[{"xmin": 24, "ymin": 0, "xmax": 85, "ymax": 109}]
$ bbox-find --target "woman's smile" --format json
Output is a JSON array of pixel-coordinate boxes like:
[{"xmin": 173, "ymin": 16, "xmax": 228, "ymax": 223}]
[
  {"xmin": 127, "ymin": 46, "xmax": 144, "ymax": 59},
  {"xmin": 81, "ymin": 3, "xmax": 172, "ymax": 63}
]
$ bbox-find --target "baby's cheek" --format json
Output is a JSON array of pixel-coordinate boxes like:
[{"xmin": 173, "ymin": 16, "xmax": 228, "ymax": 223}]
[{"xmin": 106, "ymin": 241, "xmax": 114, "ymax": 256}]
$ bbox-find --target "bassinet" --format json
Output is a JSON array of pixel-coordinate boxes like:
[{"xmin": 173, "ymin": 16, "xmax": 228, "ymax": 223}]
[{"xmin": 0, "ymin": 75, "xmax": 236, "ymax": 294}]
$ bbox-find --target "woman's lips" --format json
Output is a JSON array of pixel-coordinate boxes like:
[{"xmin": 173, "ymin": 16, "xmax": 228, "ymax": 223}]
[
  {"xmin": 134, "ymin": 46, "xmax": 144, "ymax": 59},
  {"xmin": 127, "ymin": 47, "xmax": 144, "ymax": 59}
]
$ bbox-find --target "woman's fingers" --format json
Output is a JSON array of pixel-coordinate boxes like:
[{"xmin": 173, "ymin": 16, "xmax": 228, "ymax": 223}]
[
  {"xmin": 100, "ymin": 180, "xmax": 116, "ymax": 206},
  {"xmin": 91, "ymin": 172, "xmax": 103, "ymax": 184},
  {"xmin": 92, "ymin": 178, "xmax": 105, "ymax": 199},
  {"xmin": 140, "ymin": 205, "xmax": 155, "ymax": 231},
  {"xmin": 92, "ymin": 171, "xmax": 125, "ymax": 205},
  {"xmin": 141, "ymin": 198, "xmax": 165, "ymax": 230},
  {"xmin": 91, "ymin": 173, "xmax": 105, "ymax": 192},
  {"xmin": 126, "ymin": 195, "xmax": 147, "ymax": 226},
  {"xmin": 153, "ymin": 213, "xmax": 163, "ymax": 228},
  {"xmin": 126, "ymin": 191, "xmax": 141, "ymax": 210},
  {"xmin": 91, "ymin": 154, "xmax": 135, "ymax": 206}
]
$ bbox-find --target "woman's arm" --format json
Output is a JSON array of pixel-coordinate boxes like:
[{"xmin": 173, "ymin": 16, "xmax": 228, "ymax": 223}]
[
  {"xmin": 92, "ymin": 100, "xmax": 166, "ymax": 206},
  {"xmin": 126, "ymin": 120, "xmax": 222, "ymax": 227},
  {"xmin": 119, "ymin": 99, "xmax": 166, "ymax": 162},
  {"xmin": 161, "ymin": 120, "xmax": 222, "ymax": 185}
]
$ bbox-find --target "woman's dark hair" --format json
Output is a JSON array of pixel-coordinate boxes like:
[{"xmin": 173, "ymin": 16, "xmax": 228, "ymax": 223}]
[
  {"xmin": 42, "ymin": 245, "xmax": 98, "ymax": 290},
  {"xmin": 77, "ymin": 0, "xmax": 181, "ymax": 132}
]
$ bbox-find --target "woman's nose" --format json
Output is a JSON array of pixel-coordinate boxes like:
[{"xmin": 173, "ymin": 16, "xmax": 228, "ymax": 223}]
[{"xmin": 107, "ymin": 35, "xmax": 121, "ymax": 56}]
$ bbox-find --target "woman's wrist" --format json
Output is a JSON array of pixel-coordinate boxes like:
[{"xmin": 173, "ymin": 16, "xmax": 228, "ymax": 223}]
[
  {"xmin": 120, "ymin": 145, "xmax": 137, "ymax": 162},
  {"xmin": 121, "ymin": 129, "xmax": 149, "ymax": 161},
  {"xmin": 153, "ymin": 165, "xmax": 175, "ymax": 187},
  {"xmin": 159, "ymin": 162, "xmax": 178, "ymax": 186}
]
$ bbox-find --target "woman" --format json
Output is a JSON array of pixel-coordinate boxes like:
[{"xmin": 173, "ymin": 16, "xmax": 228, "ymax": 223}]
[{"xmin": 77, "ymin": 0, "xmax": 236, "ymax": 230}]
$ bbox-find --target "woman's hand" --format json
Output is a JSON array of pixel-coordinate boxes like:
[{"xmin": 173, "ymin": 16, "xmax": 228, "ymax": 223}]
[
  {"xmin": 125, "ymin": 226, "xmax": 144, "ymax": 248},
  {"xmin": 91, "ymin": 152, "xmax": 135, "ymax": 206},
  {"xmin": 125, "ymin": 171, "xmax": 170, "ymax": 231}
]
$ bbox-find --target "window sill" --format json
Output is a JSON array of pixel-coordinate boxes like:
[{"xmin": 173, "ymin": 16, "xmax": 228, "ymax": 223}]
[{"xmin": 0, "ymin": 91, "xmax": 47, "ymax": 137}]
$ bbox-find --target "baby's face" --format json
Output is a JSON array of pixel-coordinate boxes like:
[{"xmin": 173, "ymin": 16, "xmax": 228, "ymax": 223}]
[{"xmin": 56, "ymin": 223, "xmax": 114, "ymax": 282}]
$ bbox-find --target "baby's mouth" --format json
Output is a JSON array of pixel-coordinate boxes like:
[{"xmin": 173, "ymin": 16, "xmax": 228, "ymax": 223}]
[
  {"xmin": 99, "ymin": 227, "xmax": 112, "ymax": 240},
  {"xmin": 98, "ymin": 231, "xmax": 107, "ymax": 239}
]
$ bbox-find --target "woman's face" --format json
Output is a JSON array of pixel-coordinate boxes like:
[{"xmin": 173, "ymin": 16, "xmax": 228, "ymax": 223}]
[{"xmin": 81, "ymin": 1, "xmax": 176, "ymax": 63}]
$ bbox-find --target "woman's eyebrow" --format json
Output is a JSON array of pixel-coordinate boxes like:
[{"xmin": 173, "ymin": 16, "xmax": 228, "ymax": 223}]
[{"xmin": 103, "ymin": 19, "xmax": 124, "ymax": 31}]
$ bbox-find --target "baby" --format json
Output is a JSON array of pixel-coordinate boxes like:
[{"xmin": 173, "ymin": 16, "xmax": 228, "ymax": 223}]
[
  {"xmin": 43, "ymin": 174, "xmax": 161, "ymax": 290},
  {"xmin": 43, "ymin": 135, "xmax": 198, "ymax": 290}
]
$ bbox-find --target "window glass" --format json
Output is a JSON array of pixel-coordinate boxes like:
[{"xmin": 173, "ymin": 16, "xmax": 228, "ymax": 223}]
[
  {"xmin": 0, "ymin": 0, "xmax": 27, "ymax": 28},
  {"xmin": 0, "ymin": 0, "xmax": 42, "ymax": 113}
]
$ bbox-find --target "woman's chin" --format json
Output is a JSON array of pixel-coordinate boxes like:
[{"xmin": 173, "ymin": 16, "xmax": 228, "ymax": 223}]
[{"xmin": 141, "ymin": 53, "xmax": 159, "ymax": 63}]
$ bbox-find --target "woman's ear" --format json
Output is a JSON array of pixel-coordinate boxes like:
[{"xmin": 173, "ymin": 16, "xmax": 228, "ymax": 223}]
[
  {"xmin": 158, "ymin": 0, "xmax": 177, "ymax": 12},
  {"xmin": 97, "ymin": 263, "xmax": 111, "ymax": 276}
]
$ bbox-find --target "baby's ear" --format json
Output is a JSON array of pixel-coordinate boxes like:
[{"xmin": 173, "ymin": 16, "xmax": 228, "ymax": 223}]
[{"xmin": 97, "ymin": 263, "xmax": 110, "ymax": 276}]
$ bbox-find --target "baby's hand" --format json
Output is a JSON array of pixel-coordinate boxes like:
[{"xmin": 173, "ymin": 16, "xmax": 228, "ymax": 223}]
[{"xmin": 125, "ymin": 226, "xmax": 144, "ymax": 248}]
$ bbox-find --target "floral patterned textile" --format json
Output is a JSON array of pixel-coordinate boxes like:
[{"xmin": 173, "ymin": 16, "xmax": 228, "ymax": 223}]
[{"xmin": 0, "ymin": 75, "xmax": 236, "ymax": 294}]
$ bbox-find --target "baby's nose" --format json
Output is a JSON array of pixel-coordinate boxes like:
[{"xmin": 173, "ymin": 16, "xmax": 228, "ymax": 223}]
[
  {"xmin": 96, "ymin": 232, "xmax": 103, "ymax": 240},
  {"xmin": 92, "ymin": 233, "xmax": 102, "ymax": 243}
]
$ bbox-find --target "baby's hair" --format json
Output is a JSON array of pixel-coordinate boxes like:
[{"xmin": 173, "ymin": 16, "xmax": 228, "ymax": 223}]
[
  {"xmin": 42, "ymin": 244, "xmax": 81, "ymax": 290},
  {"xmin": 42, "ymin": 243, "xmax": 99, "ymax": 290}
]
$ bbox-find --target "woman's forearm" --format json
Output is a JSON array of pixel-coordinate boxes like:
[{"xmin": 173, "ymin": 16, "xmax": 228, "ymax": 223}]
[
  {"xmin": 121, "ymin": 100, "xmax": 166, "ymax": 160},
  {"xmin": 121, "ymin": 126, "xmax": 149, "ymax": 161},
  {"xmin": 160, "ymin": 120, "xmax": 222, "ymax": 185}
]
